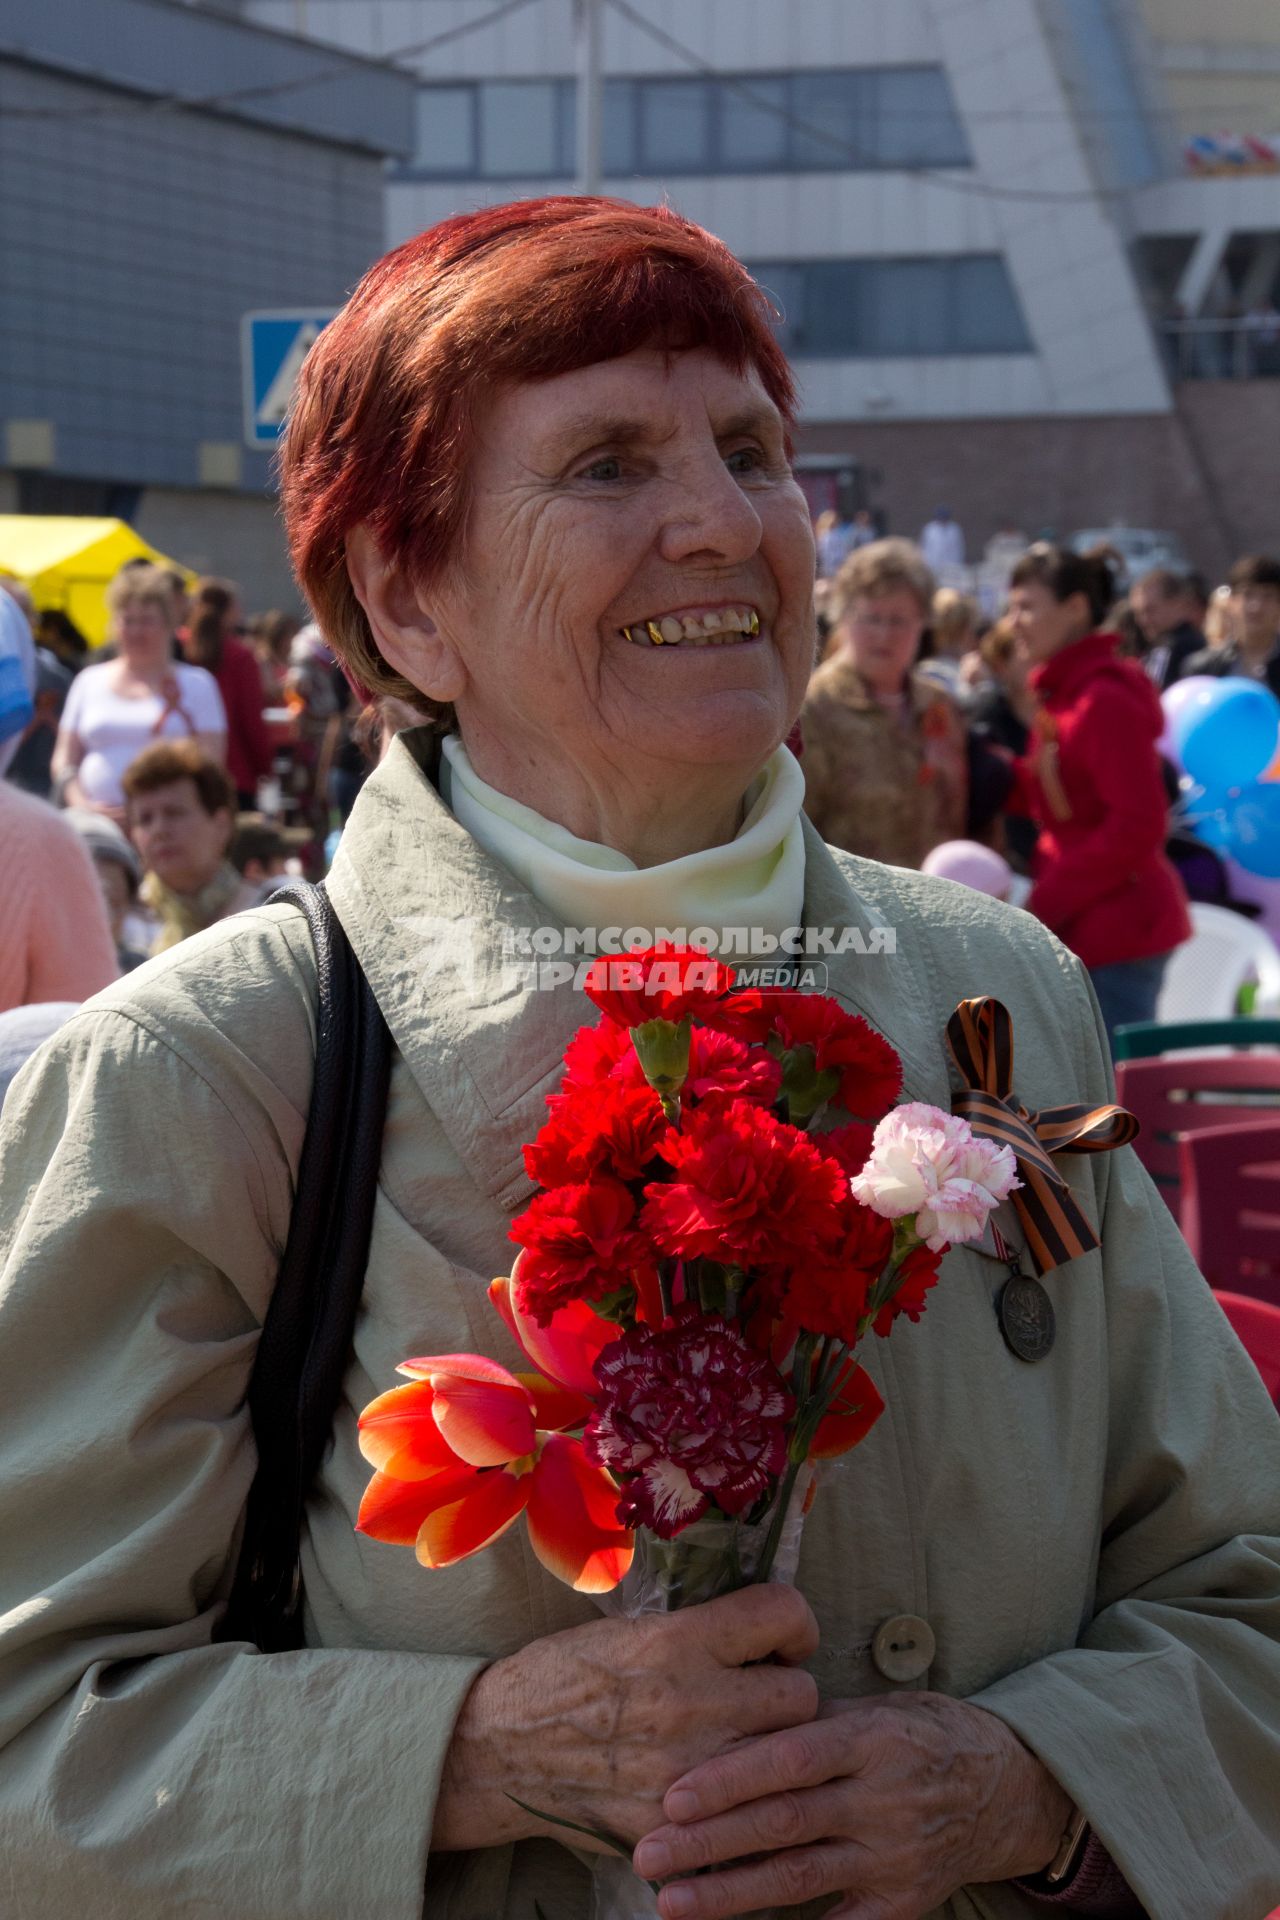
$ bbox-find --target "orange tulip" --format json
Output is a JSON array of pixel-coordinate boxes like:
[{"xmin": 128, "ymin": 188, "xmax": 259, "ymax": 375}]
[
  {"xmin": 489, "ymin": 1264, "xmax": 619, "ymax": 1397},
  {"xmin": 811, "ymin": 1360, "xmax": 885, "ymax": 1458},
  {"xmin": 357, "ymin": 1353, "xmax": 633, "ymax": 1593}
]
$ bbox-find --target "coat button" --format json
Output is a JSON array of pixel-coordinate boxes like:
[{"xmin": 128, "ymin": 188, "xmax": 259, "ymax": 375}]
[{"xmin": 871, "ymin": 1614, "xmax": 936, "ymax": 1683}]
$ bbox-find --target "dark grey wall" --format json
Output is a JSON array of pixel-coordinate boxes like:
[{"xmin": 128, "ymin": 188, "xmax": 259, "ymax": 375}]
[{"xmin": 0, "ymin": 58, "xmax": 388, "ymax": 492}]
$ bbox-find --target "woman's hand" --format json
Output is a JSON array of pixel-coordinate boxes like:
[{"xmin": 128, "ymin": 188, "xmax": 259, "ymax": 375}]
[
  {"xmin": 431, "ymin": 1585, "xmax": 820, "ymax": 1856},
  {"xmin": 631, "ymin": 1692, "xmax": 1073, "ymax": 1919}
]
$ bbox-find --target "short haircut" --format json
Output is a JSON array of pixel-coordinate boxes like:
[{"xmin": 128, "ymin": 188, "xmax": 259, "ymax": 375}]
[
  {"xmin": 105, "ymin": 563, "xmax": 177, "ymax": 621},
  {"xmin": 932, "ymin": 587, "xmax": 979, "ymax": 641},
  {"xmin": 979, "ymin": 620, "xmax": 1017, "ymax": 671},
  {"xmin": 1132, "ymin": 567, "xmax": 1186, "ymax": 600},
  {"xmin": 1228, "ymin": 554, "xmax": 1280, "ymax": 593},
  {"xmin": 122, "ymin": 739, "xmax": 235, "ymax": 817},
  {"xmin": 280, "ymin": 196, "xmax": 797, "ymax": 716},
  {"xmin": 1009, "ymin": 542, "xmax": 1116, "ymax": 629},
  {"xmin": 830, "ymin": 538, "xmax": 936, "ymax": 622}
]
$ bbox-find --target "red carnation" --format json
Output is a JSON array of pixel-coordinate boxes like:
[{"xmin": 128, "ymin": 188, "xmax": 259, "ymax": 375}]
[
  {"xmin": 582, "ymin": 944, "xmax": 736, "ymax": 1028},
  {"xmin": 510, "ymin": 1178, "xmax": 657, "ymax": 1325},
  {"xmin": 811, "ymin": 1122, "xmax": 875, "ymax": 1178},
  {"xmin": 560, "ymin": 1019, "xmax": 633, "ymax": 1091},
  {"xmin": 584, "ymin": 1313, "xmax": 794, "ymax": 1537},
  {"xmin": 782, "ymin": 1201, "xmax": 894, "ymax": 1342},
  {"xmin": 683, "ymin": 1026, "xmax": 783, "ymax": 1111},
  {"xmin": 872, "ymin": 1242, "xmax": 944, "ymax": 1335},
  {"xmin": 524, "ymin": 1080, "xmax": 671, "ymax": 1188},
  {"xmin": 642, "ymin": 1099, "xmax": 848, "ymax": 1274},
  {"xmin": 768, "ymin": 995, "xmax": 902, "ymax": 1121}
]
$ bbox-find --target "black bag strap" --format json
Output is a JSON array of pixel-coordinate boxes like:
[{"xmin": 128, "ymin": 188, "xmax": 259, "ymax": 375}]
[{"xmin": 220, "ymin": 879, "xmax": 393, "ymax": 1651}]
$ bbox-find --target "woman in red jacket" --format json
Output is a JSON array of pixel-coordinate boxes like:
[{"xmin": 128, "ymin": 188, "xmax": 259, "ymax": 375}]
[
  {"xmin": 1007, "ymin": 544, "xmax": 1190, "ymax": 1047},
  {"xmin": 181, "ymin": 580, "xmax": 275, "ymax": 809}
]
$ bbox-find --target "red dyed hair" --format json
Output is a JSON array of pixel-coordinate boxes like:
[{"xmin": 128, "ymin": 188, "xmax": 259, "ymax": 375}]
[{"xmin": 280, "ymin": 196, "xmax": 797, "ymax": 709}]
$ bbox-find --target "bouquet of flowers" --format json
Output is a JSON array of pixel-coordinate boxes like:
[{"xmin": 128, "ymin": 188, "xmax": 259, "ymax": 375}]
[{"xmin": 355, "ymin": 946, "xmax": 1018, "ymax": 1913}]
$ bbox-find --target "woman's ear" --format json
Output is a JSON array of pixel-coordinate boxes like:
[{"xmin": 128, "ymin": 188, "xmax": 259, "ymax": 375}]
[{"xmin": 345, "ymin": 526, "xmax": 467, "ymax": 704}]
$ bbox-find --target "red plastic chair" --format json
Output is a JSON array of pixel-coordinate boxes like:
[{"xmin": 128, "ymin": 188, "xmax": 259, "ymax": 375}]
[
  {"xmin": 1214, "ymin": 1290, "xmax": 1280, "ymax": 1402},
  {"xmin": 1178, "ymin": 1122, "xmax": 1280, "ymax": 1308},
  {"xmin": 1115, "ymin": 1053, "xmax": 1280, "ymax": 1224}
]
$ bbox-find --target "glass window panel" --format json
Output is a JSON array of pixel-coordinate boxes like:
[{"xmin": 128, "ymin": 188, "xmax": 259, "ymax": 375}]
[
  {"xmin": 951, "ymin": 256, "xmax": 1032, "ymax": 351},
  {"xmin": 873, "ymin": 68, "xmax": 969, "ymax": 168},
  {"xmin": 602, "ymin": 77, "xmax": 637, "ymax": 176},
  {"xmin": 555, "ymin": 78, "xmax": 577, "ymax": 176},
  {"xmin": 790, "ymin": 71, "xmax": 872, "ymax": 171},
  {"xmin": 412, "ymin": 86, "xmax": 474, "ymax": 176},
  {"xmin": 750, "ymin": 261, "xmax": 805, "ymax": 353},
  {"xmin": 800, "ymin": 260, "xmax": 870, "ymax": 355},
  {"xmin": 717, "ymin": 75, "xmax": 788, "ymax": 171},
  {"xmin": 637, "ymin": 78, "xmax": 712, "ymax": 173},
  {"xmin": 479, "ymin": 81, "xmax": 559, "ymax": 177},
  {"xmin": 867, "ymin": 259, "xmax": 950, "ymax": 354}
]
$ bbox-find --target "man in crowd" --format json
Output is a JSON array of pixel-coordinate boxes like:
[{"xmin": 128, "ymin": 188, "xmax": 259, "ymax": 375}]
[
  {"xmin": 1130, "ymin": 567, "xmax": 1205, "ymax": 690},
  {"xmin": 122, "ymin": 740, "xmax": 257, "ymax": 954},
  {"xmin": 919, "ymin": 505, "xmax": 965, "ymax": 572},
  {"xmin": 1182, "ymin": 554, "xmax": 1280, "ymax": 694},
  {"xmin": 228, "ymin": 812, "xmax": 308, "ymax": 905}
]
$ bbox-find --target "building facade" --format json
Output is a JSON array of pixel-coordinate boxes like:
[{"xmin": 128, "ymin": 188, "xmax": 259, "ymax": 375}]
[
  {"xmin": 0, "ymin": 0, "xmax": 415, "ymax": 608},
  {"xmin": 94, "ymin": 1, "xmax": 1280, "ymax": 576}
]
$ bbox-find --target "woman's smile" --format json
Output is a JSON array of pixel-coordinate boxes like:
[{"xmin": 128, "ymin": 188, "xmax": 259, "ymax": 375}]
[{"xmin": 617, "ymin": 603, "xmax": 762, "ymax": 648}]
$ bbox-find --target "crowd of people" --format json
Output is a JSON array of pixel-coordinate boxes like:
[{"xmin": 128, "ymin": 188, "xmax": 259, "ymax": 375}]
[
  {"xmin": 798, "ymin": 532, "xmax": 1280, "ymax": 1040},
  {"xmin": 2, "ymin": 522, "xmax": 1279, "ymax": 1072},
  {"xmin": 0, "ymin": 559, "xmax": 394, "ymax": 1093}
]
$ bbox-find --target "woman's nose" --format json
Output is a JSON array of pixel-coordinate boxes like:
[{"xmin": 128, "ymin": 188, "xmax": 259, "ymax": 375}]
[{"xmin": 654, "ymin": 453, "xmax": 763, "ymax": 567}]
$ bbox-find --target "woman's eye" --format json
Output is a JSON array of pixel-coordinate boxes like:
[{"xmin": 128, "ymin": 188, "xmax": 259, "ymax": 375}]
[
  {"xmin": 581, "ymin": 456, "xmax": 624, "ymax": 482},
  {"xmin": 725, "ymin": 446, "xmax": 765, "ymax": 475}
]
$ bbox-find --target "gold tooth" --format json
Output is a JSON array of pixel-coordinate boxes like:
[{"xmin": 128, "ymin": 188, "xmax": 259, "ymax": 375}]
[
  {"xmin": 646, "ymin": 621, "xmax": 664, "ymax": 645},
  {"xmin": 749, "ymin": 611, "xmax": 760, "ymax": 635}
]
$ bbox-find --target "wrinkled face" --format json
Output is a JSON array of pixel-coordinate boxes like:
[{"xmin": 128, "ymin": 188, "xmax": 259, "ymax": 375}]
[
  {"xmin": 839, "ymin": 587, "xmax": 925, "ymax": 695},
  {"xmin": 424, "ymin": 347, "xmax": 817, "ymax": 779},
  {"xmin": 1006, "ymin": 580, "xmax": 1089, "ymax": 666},
  {"xmin": 129, "ymin": 778, "xmax": 231, "ymax": 895},
  {"xmin": 1234, "ymin": 583, "xmax": 1280, "ymax": 649}
]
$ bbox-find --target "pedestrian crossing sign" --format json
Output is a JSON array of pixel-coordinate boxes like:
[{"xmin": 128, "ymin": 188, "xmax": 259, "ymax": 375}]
[{"xmin": 241, "ymin": 311, "xmax": 336, "ymax": 449}]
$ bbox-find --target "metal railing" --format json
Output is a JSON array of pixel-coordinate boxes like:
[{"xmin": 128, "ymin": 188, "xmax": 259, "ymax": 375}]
[{"xmin": 1161, "ymin": 319, "xmax": 1280, "ymax": 381}]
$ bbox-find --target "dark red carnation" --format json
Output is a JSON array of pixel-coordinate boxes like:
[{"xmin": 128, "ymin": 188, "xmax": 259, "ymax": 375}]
[
  {"xmin": 582, "ymin": 944, "xmax": 736, "ymax": 1028},
  {"xmin": 768, "ymin": 995, "xmax": 902, "ymax": 1121},
  {"xmin": 811, "ymin": 1122, "xmax": 875, "ymax": 1178},
  {"xmin": 560, "ymin": 1018, "xmax": 634, "ymax": 1090},
  {"xmin": 584, "ymin": 1313, "xmax": 794, "ymax": 1537},
  {"xmin": 642, "ymin": 1099, "xmax": 848, "ymax": 1274},
  {"xmin": 871, "ymin": 1242, "xmax": 944, "ymax": 1335},
  {"xmin": 683, "ymin": 1026, "xmax": 783, "ymax": 1111},
  {"xmin": 524, "ymin": 1080, "xmax": 671, "ymax": 1188},
  {"xmin": 781, "ymin": 1200, "xmax": 894, "ymax": 1342},
  {"xmin": 510, "ymin": 1178, "xmax": 657, "ymax": 1325}
]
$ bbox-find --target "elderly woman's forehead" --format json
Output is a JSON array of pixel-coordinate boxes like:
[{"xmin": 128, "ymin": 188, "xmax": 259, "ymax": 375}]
[{"xmin": 481, "ymin": 349, "xmax": 779, "ymax": 444}]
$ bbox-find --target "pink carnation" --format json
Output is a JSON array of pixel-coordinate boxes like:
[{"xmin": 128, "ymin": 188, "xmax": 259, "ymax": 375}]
[{"xmin": 848, "ymin": 1103, "xmax": 1019, "ymax": 1252}]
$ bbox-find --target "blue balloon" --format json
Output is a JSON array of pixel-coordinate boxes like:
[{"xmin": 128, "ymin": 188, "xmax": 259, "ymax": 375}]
[
  {"xmin": 1182, "ymin": 780, "xmax": 1239, "ymax": 852},
  {"xmin": 1223, "ymin": 782, "xmax": 1280, "ymax": 879},
  {"xmin": 1174, "ymin": 676, "xmax": 1280, "ymax": 790}
]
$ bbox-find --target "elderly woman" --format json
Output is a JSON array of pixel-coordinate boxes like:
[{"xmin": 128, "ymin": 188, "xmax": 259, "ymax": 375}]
[
  {"xmin": 800, "ymin": 540, "xmax": 968, "ymax": 866},
  {"xmin": 0, "ymin": 200, "xmax": 1277, "ymax": 1920},
  {"xmin": 51, "ymin": 563, "xmax": 226, "ymax": 819}
]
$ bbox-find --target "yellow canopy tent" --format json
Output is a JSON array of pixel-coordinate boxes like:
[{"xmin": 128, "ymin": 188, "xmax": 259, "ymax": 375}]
[{"xmin": 0, "ymin": 516, "xmax": 191, "ymax": 648}]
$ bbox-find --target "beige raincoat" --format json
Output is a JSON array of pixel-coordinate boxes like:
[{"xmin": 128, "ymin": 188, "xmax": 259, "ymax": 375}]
[{"xmin": 0, "ymin": 732, "xmax": 1277, "ymax": 1920}]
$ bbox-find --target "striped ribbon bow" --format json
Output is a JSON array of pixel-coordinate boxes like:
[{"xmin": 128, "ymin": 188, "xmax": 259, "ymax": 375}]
[{"xmin": 946, "ymin": 996, "xmax": 1139, "ymax": 1274}]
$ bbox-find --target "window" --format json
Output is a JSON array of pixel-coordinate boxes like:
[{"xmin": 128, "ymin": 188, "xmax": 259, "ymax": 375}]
[
  {"xmin": 396, "ymin": 66, "xmax": 971, "ymax": 181},
  {"xmin": 478, "ymin": 80, "xmax": 566, "ymax": 177},
  {"xmin": 751, "ymin": 256, "xmax": 1032, "ymax": 358},
  {"xmin": 410, "ymin": 85, "xmax": 474, "ymax": 177},
  {"xmin": 638, "ymin": 78, "xmax": 711, "ymax": 172}
]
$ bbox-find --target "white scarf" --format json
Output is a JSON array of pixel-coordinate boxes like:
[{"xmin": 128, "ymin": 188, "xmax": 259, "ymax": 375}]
[{"xmin": 439, "ymin": 735, "xmax": 806, "ymax": 955}]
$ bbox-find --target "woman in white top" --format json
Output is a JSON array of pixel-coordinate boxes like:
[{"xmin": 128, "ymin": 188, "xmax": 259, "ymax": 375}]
[{"xmin": 52, "ymin": 566, "xmax": 226, "ymax": 820}]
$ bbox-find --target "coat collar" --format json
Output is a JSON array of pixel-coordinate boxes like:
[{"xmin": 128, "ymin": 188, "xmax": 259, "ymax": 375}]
[
  {"xmin": 324, "ymin": 734, "xmax": 949, "ymax": 1213},
  {"xmin": 816, "ymin": 656, "xmax": 944, "ymax": 721}
]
